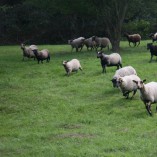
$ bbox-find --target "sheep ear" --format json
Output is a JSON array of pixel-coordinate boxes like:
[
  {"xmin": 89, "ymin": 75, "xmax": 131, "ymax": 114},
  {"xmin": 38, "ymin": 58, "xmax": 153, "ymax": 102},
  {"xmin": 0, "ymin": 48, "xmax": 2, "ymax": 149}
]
[
  {"xmin": 118, "ymin": 78, "xmax": 123, "ymax": 83},
  {"xmin": 133, "ymin": 80, "xmax": 138, "ymax": 84},
  {"xmin": 143, "ymin": 79, "xmax": 146, "ymax": 83}
]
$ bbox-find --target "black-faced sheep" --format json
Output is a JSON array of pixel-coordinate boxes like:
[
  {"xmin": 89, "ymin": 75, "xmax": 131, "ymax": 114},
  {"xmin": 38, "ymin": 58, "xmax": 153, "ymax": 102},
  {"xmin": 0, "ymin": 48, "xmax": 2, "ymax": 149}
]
[
  {"xmin": 62, "ymin": 59, "xmax": 82, "ymax": 76},
  {"xmin": 32, "ymin": 49, "xmax": 50, "ymax": 64},
  {"xmin": 147, "ymin": 43, "xmax": 157, "ymax": 62},
  {"xmin": 84, "ymin": 37, "xmax": 96, "ymax": 51},
  {"xmin": 149, "ymin": 32, "xmax": 157, "ymax": 42},
  {"xmin": 68, "ymin": 37, "xmax": 85, "ymax": 52},
  {"xmin": 133, "ymin": 79, "xmax": 157, "ymax": 116},
  {"xmin": 21, "ymin": 43, "xmax": 38, "ymax": 61},
  {"xmin": 92, "ymin": 36, "xmax": 110, "ymax": 51},
  {"xmin": 117, "ymin": 75, "xmax": 141, "ymax": 99},
  {"xmin": 124, "ymin": 33, "xmax": 141, "ymax": 47},
  {"xmin": 97, "ymin": 51, "xmax": 122, "ymax": 73},
  {"xmin": 111, "ymin": 66, "xmax": 137, "ymax": 88}
]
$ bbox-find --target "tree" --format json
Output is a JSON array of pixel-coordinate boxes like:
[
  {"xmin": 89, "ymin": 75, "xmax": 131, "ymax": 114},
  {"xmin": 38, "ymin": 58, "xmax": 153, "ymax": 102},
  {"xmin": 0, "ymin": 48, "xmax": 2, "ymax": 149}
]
[{"xmin": 88, "ymin": 0, "xmax": 129, "ymax": 51}]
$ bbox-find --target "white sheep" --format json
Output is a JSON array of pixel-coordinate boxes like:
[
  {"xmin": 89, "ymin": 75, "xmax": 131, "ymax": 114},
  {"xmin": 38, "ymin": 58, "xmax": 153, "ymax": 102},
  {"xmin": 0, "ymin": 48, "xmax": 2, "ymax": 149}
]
[
  {"xmin": 68, "ymin": 37, "xmax": 85, "ymax": 52},
  {"xmin": 92, "ymin": 36, "xmax": 110, "ymax": 50},
  {"xmin": 62, "ymin": 59, "xmax": 82, "ymax": 76},
  {"xmin": 111, "ymin": 66, "xmax": 137, "ymax": 88},
  {"xmin": 117, "ymin": 74, "xmax": 141, "ymax": 99},
  {"xmin": 21, "ymin": 43, "xmax": 38, "ymax": 60},
  {"xmin": 84, "ymin": 37, "xmax": 96, "ymax": 51},
  {"xmin": 97, "ymin": 51, "xmax": 122, "ymax": 73},
  {"xmin": 133, "ymin": 80, "xmax": 157, "ymax": 116}
]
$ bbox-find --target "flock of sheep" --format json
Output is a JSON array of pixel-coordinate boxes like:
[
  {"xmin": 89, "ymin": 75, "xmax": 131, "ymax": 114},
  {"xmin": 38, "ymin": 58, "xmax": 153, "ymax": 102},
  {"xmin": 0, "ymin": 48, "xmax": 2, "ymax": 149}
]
[{"xmin": 20, "ymin": 32, "xmax": 157, "ymax": 116}]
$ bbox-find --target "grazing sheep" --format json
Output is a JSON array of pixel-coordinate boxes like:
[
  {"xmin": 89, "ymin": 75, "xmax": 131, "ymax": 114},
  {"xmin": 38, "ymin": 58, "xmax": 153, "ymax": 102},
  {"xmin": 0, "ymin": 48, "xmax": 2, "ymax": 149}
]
[
  {"xmin": 147, "ymin": 43, "xmax": 157, "ymax": 62},
  {"xmin": 124, "ymin": 33, "xmax": 141, "ymax": 47},
  {"xmin": 97, "ymin": 51, "xmax": 122, "ymax": 73},
  {"xmin": 111, "ymin": 66, "xmax": 137, "ymax": 88},
  {"xmin": 68, "ymin": 37, "xmax": 85, "ymax": 52},
  {"xmin": 133, "ymin": 79, "xmax": 157, "ymax": 116},
  {"xmin": 117, "ymin": 75, "xmax": 141, "ymax": 99},
  {"xmin": 92, "ymin": 36, "xmax": 110, "ymax": 50},
  {"xmin": 84, "ymin": 37, "xmax": 96, "ymax": 51},
  {"xmin": 32, "ymin": 49, "xmax": 50, "ymax": 64},
  {"xmin": 62, "ymin": 59, "xmax": 82, "ymax": 76},
  {"xmin": 21, "ymin": 43, "xmax": 38, "ymax": 61},
  {"xmin": 149, "ymin": 32, "xmax": 157, "ymax": 42}
]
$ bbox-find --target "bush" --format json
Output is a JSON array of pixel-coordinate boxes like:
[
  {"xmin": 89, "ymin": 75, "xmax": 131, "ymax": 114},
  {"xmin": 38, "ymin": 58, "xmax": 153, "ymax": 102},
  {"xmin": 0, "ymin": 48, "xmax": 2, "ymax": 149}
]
[{"xmin": 122, "ymin": 20, "xmax": 151, "ymax": 39}]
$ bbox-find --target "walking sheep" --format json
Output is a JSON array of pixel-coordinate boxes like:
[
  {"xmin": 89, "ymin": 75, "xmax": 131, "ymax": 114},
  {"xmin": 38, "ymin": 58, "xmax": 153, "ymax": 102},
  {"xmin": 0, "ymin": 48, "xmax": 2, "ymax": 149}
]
[
  {"xmin": 147, "ymin": 43, "xmax": 157, "ymax": 62},
  {"xmin": 68, "ymin": 37, "xmax": 85, "ymax": 52},
  {"xmin": 32, "ymin": 49, "xmax": 50, "ymax": 64},
  {"xmin": 92, "ymin": 36, "xmax": 110, "ymax": 51},
  {"xmin": 84, "ymin": 37, "xmax": 96, "ymax": 51},
  {"xmin": 124, "ymin": 33, "xmax": 141, "ymax": 47},
  {"xmin": 97, "ymin": 51, "xmax": 122, "ymax": 73},
  {"xmin": 133, "ymin": 80, "xmax": 157, "ymax": 116},
  {"xmin": 21, "ymin": 43, "xmax": 38, "ymax": 61},
  {"xmin": 117, "ymin": 75, "xmax": 141, "ymax": 99},
  {"xmin": 62, "ymin": 59, "xmax": 82, "ymax": 76},
  {"xmin": 111, "ymin": 66, "xmax": 137, "ymax": 88}
]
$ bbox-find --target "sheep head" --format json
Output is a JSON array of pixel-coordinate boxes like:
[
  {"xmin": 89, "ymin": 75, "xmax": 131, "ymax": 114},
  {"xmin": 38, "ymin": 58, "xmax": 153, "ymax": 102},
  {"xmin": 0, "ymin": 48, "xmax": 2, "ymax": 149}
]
[
  {"xmin": 97, "ymin": 51, "xmax": 103, "ymax": 58},
  {"xmin": 111, "ymin": 77, "xmax": 118, "ymax": 88},
  {"xmin": 133, "ymin": 79, "xmax": 146, "ymax": 89},
  {"xmin": 21, "ymin": 43, "xmax": 25, "ymax": 49}
]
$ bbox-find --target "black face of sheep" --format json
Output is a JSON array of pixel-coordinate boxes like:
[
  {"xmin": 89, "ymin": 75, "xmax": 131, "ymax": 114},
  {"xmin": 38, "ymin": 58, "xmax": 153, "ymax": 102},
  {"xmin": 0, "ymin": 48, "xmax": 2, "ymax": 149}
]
[
  {"xmin": 97, "ymin": 51, "xmax": 103, "ymax": 58},
  {"xmin": 111, "ymin": 79, "xmax": 117, "ymax": 88}
]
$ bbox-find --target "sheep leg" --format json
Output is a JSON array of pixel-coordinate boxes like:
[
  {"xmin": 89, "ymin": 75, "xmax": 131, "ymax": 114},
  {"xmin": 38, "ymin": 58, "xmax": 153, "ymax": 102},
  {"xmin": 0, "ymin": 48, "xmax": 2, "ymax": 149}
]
[
  {"xmin": 79, "ymin": 67, "xmax": 83, "ymax": 71},
  {"xmin": 123, "ymin": 91, "xmax": 129, "ymax": 99},
  {"xmin": 131, "ymin": 90, "xmax": 137, "ymax": 99},
  {"xmin": 76, "ymin": 47, "xmax": 78, "ymax": 52},
  {"xmin": 102, "ymin": 66, "xmax": 106, "ymax": 73},
  {"xmin": 146, "ymin": 102, "xmax": 152, "ymax": 116},
  {"xmin": 149, "ymin": 55, "xmax": 153, "ymax": 63},
  {"xmin": 134, "ymin": 42, "xmax": 136, "ymax": 47},
  {"xmin": 71, "ymin": 47, "xmax": 73, "ymax": 52},
  {"xmin": 119, "ymin": 63, "xmax": 122, "ymax": 68},
  {"xmin": 116, "ymin": 65, "xmax": 119, "ymax": 70},
  {"xmin": 137, "ymin": 41, "xmax": 140, "ymax": 46}
]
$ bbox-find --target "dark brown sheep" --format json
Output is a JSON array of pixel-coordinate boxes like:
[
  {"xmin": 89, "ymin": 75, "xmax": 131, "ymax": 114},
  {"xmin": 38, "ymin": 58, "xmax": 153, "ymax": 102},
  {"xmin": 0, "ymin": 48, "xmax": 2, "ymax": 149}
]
[
  {"xmin": 124, "ymin": 33, "xmax": 141, "ymax": 47},
  {"xmin": 147, "ymin": 43, "xmax": 157, "ymax": 62}
]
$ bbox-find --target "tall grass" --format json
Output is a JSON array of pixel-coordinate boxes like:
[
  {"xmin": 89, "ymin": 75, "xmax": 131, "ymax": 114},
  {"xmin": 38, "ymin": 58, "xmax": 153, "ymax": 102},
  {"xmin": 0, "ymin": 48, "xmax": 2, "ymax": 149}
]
[{"xmin": 0, "ymin": 41, "xmax": 157, "ymax": 157}]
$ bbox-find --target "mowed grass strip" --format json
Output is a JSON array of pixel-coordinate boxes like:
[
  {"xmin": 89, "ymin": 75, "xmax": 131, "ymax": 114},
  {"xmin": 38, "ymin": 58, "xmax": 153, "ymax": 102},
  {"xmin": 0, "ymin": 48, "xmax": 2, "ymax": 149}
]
[{"xmin": 0, "ymin": 41, "xmax": 157, "ymax": 157}]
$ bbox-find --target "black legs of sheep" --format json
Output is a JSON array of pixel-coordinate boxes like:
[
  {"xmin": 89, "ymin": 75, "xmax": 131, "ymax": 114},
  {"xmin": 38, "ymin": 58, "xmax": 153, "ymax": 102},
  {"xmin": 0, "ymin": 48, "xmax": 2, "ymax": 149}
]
[
  {"xmin": 123, "ymin": 90, "xmax": 137, "ymax": 99},
  {"xmin": 101, "ymin": 61, "xmax": 122, "ymax": 73},
  {"xmin": 145, "ymin": 103, "xmax": 152, "ymax": 116},
  {"xmin": 97, "ymin": 51, "xmax": 122, "ymax": 73}
]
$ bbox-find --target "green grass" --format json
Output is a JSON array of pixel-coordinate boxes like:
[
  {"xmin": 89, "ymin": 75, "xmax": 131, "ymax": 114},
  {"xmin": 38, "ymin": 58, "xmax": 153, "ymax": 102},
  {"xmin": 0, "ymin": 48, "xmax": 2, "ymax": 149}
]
[{"xmin": 0, "ymin": 41, "xmax": 157, "ymax": 157}]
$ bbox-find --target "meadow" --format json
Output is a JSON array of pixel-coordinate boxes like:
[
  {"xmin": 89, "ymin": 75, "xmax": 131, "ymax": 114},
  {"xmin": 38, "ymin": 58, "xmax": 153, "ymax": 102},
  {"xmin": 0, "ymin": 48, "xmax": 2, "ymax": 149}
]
[{"xmin": 0, "ymin": 41, "xmax": 157, "ymax": 157}]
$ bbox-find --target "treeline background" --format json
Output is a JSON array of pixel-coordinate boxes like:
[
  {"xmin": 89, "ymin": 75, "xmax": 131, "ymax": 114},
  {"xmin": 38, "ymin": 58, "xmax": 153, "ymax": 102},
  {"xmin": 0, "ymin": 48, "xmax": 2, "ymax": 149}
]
[{"xmin": 0, "ymin": 0, "xmax": 157, "ymax": 45}]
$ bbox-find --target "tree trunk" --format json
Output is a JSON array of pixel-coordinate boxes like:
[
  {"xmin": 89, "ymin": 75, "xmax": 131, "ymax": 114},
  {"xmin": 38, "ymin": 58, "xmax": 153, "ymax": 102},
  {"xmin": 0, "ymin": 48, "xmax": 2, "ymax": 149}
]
[{"xmin": 111, "ymin": 39, "xmax": 120, "ymax": 52}]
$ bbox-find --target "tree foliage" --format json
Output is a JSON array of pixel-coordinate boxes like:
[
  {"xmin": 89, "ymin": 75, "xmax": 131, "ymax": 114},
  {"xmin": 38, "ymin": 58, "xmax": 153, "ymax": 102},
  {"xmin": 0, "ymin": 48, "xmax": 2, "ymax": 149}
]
[{"xmin": 0, "ymin": 0, "xmax": 156, "ymax": 47}]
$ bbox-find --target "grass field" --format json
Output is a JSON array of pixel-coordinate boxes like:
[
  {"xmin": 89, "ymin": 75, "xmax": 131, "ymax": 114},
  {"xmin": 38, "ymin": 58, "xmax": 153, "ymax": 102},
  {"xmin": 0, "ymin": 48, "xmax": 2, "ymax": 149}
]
[{"xmin": 0, "ymin": 41, "xmax": 157, "ymax": 157}]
